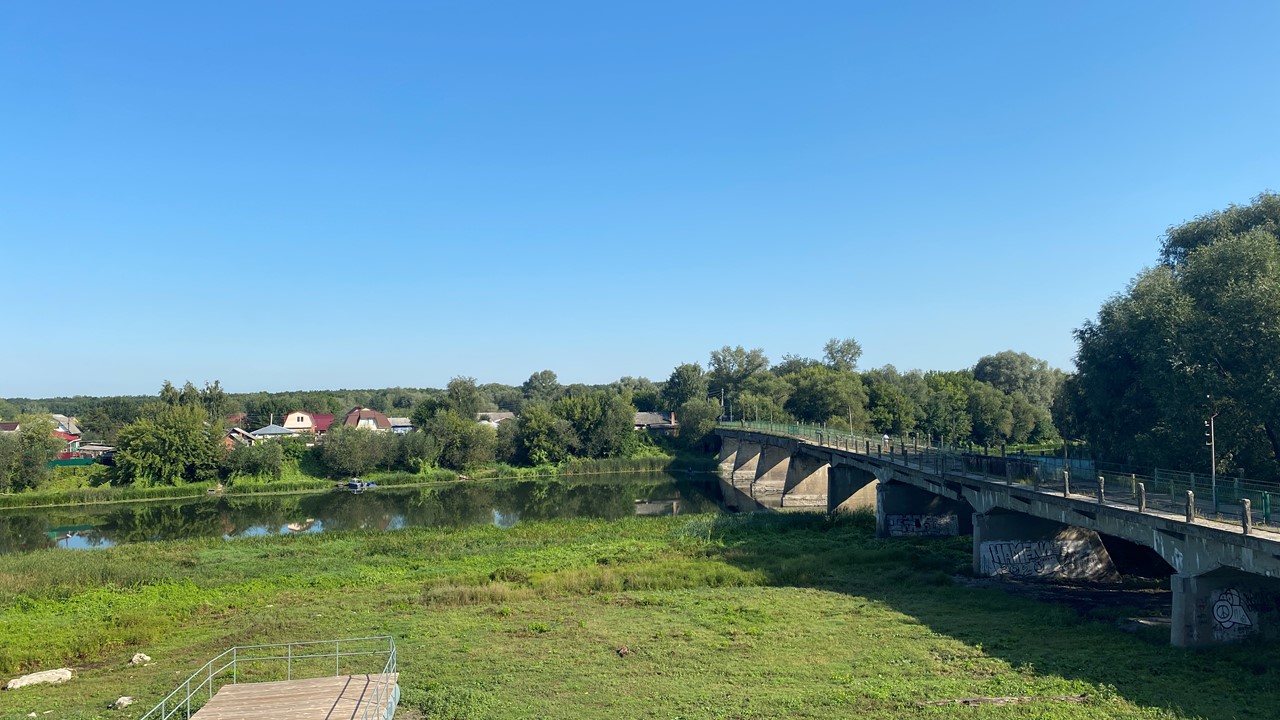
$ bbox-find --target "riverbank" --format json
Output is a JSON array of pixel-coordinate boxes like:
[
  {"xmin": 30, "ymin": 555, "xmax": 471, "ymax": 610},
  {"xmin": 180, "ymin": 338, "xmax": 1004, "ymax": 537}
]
[
  {"xmin": 2, "ymin": 512, "xmax": 1275, "ymax": 719},
  {"xmin": 0, "ymin": 454, "xmax": 718, "ymax": 511}
]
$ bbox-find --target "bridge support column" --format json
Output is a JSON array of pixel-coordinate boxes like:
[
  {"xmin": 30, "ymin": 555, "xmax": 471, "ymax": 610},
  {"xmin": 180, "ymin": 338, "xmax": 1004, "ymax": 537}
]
[
  {"xmin": 876, "ymin": 482, "xmax": 971, "ymax": 538},
  {"xmin": 731, "ymin": 442, "xmax": 762, "ymax": 490},
  {"xmin": 972, "ymin": 511, "xmax": 1116, "ymax": 580},
  {"xmin": 751, "ymin": 445, "xmax": 791, "ymax": 509},
  {"xmin": 717, "ymin": 437, "xmax": 740, "ymax": 478},
  {"xmin": 1171, "ymin": 568, "xmax": 1280, "ymax": 647},
  {"xmin": 782, "ymin": 452, "xmax": 828, "ymax": 508},
  {"xmin": 828, "ymin": 464, "xmax": 877, "ymax": 512}
]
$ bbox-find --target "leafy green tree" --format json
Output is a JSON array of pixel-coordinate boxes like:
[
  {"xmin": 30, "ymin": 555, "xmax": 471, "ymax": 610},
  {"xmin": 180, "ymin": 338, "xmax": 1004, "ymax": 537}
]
[
  {"xmin": 552, "ymin": 391, "xmax": 636, "ymax": 459},
  {"xmin": 0, "ymin": 418, "xmax": 62, "ymax": 492},
  {"xmin": 784, "ymin": 366, "xmax": 869, "ymax": 428},
  {"xmin": 444, "ymin": 377, "xmax": 484, "ymax": 419},
  {"xmin": 1160, "ymin": 191, "xmax": 1280, "ymax": 265},
  {"xmin": 159, "ymin": 381, "xmax": 180, "ymax": 407},
  {"xmin": 973, "ymin": 351, "xmax": 1062, "ymax": 412},
  {"xmin": 676, "ymin": 398, "xmax": 723, "ymax": 450},
  {"xmin": 866, "ymin": 377, "xmax": 920, "ymax": 437},
  {"xmin": 661, "ymin": 363, "xmax": 708, "ymax": 409},
  {"xmin": 224, "ymin": 441, "xmax": 285, "ymax": 480},
  {"xmin": 0, "ymin": 398, "xmax": 18, "ymax": 420},
  {"xmin": 521, "ymin": 370, "xmax": 561, "ymax": 405},
  {"xmin": 770, "ymin": 354, "xmax": 821, "ymax": 376},
  {"xmin": 613, "ymin": 376, "xmax": 660, "ymax": 412},
  {"xmin": 1068, "ymin": 193, "xmax": 1280, "ymax": 475},
  {"xmin": 514, "ymin": 403, "xmax": 577, "ymax": 465},
  {"xmin": 200, "ymin": 380, "xmax": 231, "ymax": 420},
  {"xmin": 319, "ymin": 425, "xmax": 399, "ymax": 477},
  {"xmin": 426, "ymin": 410, "xmax": 497, "ymax": 471},
  {"xmin": 113, "ymin": 405, "xmax": 222, "ymax": 486},
  {"xmin": 967, "ymin": 381, "xmax": 1013, "ymax": 449},
  {"xmin": 920, "ymin": 372, "xmax": 972, "ymax": 446},
  {"xmin": 823, "ymin": 337, "xmax": 863, "ymax": 373},
  {"xmin": 400, "ymin": 430, "xmax": 441, "ymax": 472},
  {"xmin": 708, "ymin": 346, "xmax": 769, "ymax": 397}
]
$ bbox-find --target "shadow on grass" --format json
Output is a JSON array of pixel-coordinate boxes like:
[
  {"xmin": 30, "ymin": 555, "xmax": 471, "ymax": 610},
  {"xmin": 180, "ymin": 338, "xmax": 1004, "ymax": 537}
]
[{"xmin": 700, "ymin": 510, "xmax": 1280, "ymax": 720}]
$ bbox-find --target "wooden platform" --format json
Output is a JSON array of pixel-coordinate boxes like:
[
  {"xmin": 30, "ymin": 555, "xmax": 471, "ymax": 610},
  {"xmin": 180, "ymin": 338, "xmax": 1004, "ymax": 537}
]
[{"xmin": 191, "ymin": 673, "xmax": 398, "ymax": 720}]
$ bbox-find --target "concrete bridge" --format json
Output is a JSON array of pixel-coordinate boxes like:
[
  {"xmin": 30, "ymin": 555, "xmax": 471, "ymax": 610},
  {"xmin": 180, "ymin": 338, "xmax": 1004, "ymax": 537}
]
[{"xmin": 715, "ymin": 424, "xmax": 1280, "ymax": 647}]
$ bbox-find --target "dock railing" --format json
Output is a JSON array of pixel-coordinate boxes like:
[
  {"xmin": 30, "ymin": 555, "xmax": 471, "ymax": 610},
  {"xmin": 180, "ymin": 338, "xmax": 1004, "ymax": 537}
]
[{"xmin": 139, "ymin": 635, "xmax": 398, "ymax": 720}]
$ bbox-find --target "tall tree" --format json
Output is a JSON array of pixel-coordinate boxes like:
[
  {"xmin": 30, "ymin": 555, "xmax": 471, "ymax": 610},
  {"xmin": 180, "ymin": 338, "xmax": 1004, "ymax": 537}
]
[
  {"xmin": 973, "ymin": 351, "xmax": 1061, "ymax": 411},
  {"xmin": 823, "ymin": 337, "xmax": 863, "ymax": 373},
  {"xmin": 113, "ymin": 405, "xmax": 222, "ymax": 486},
  {"xmin": 661, "ymin": 363, "xmax": 709, "ymax": 410},
  {"xmin": 521, "ymin": 370, "xmax": 561, "ymax": 405},
  {"xmin": 444, "ymin": 376, "xmax": 484, "ymax": 419},
  {"xmin": 708, "ymin": 346, "xmax": 769, "ymax": 397}
]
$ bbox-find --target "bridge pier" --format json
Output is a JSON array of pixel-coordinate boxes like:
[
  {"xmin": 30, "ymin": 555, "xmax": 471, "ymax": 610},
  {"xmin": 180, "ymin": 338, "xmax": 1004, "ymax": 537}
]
[
  {"xmin": 876, "ymin": 482, "xmax": 971, "ymax": 538},
  {"xmin": 781, "ymin": 452, "xmax": 828, "ymax": 508},
  {"xmin": 751, "ymin": 445, "xmax": 792, "ymax": 509},
  {"xmin": 828, "ymin": 463, "xmax": 877, "ymax": 512},
  {"xmin": 1171, "ymin": 568, "xmax": 1280, "ymax": 647},
  {"xmin": 730, "ymin": 441, "xmax": 762, "ymax": 491},
  {"xmin": 972, "ymin": 510, "xmax": 1116, "ymax": 580}
]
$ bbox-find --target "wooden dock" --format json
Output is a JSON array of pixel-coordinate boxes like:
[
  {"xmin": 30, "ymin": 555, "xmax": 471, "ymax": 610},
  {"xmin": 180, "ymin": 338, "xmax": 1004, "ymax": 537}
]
[{"xmin": 190, "ymin": 673, "xmax": 398, "ymax": 720}]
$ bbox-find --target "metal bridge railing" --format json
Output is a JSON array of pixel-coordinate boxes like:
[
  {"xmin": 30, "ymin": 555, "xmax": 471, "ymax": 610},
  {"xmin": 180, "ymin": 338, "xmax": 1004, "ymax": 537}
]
[
  {"xmin": 139, "ymin": 636, "xmax": 397, "ymax": 720},
  {"xmin": 721, "ymin": 421, "xmax": 1280, "ymax": 535}
]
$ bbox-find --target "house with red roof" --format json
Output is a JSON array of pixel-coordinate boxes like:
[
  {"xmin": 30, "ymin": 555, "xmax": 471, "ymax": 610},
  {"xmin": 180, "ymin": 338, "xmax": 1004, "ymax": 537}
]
[
  {"xmin": 282, "ymin": 410, "xmax": 336, "ymax": 435},
  {"xmin": 343, "ymin": 407, "xmax": 391, "ymax": 431}
]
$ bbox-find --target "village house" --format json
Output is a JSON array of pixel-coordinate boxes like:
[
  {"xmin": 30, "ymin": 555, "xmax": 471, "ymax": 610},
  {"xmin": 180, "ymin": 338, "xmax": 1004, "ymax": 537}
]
[
  {"xmin": 634, "ymin": 411, "xmax": 678, "ymax": 434},
  {"xmin": 249, "ymin": 424, "xmax": 298, "ymax": 441},
  {"xmin": 281, "ymin": 410, "xmax": 336, "ymax": 435},
  {"xmin": 342, "ymin": 407, "xmax": 391, "ymax": 431}
]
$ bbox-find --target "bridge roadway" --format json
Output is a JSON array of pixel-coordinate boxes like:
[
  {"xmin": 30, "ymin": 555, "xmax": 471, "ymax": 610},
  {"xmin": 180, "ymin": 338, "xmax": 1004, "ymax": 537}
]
[{"xmin": 715, "ymin": 425, "xmax": 1280, "ymax": 647}]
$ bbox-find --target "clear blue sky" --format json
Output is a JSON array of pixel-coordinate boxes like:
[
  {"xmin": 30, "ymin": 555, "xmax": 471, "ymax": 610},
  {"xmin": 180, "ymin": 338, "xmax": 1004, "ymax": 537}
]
[{"xmin": 3, "ymin": 2, "xmax": 1278, "ymax": 398}]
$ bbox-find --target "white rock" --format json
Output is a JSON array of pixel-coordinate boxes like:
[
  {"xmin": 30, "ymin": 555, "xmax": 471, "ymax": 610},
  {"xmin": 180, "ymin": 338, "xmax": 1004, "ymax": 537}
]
[
  {"xmin": 129, "ymin": 653, "xmax": 151, "ymax": 666},
  {"xmin": 110, "ymin": 696, "xmax": 134, "ymax": 709},
  {"xmin": 5, "ymin": 668, "xmax": 73, "ymax": 690},
  {"xmin": 26, "ymin": 713, "xmax": 36, "ymax": 718}
]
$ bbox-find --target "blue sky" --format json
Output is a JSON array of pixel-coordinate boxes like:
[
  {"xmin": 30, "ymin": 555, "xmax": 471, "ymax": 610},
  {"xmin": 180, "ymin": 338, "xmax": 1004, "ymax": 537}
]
[{"xmin": 3, "ymin": 2, "xmax": 1278, "ymax": 398}]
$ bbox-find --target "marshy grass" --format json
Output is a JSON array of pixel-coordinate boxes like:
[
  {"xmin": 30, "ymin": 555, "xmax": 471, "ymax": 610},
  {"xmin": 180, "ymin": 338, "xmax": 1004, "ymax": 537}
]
[{"xmin": 2, "ymin": 510, "xmax": 1279, "ymax": 719}]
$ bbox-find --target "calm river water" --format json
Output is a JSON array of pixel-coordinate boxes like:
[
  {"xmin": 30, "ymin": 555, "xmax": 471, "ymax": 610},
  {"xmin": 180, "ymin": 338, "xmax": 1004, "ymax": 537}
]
[{"xmin": 0, "ymin": 473, "xmax": 723, "ymax": 554}]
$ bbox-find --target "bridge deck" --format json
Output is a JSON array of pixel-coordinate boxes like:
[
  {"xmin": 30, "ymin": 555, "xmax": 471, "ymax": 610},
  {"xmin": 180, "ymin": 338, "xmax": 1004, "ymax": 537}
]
[{"xmin": 191, "ymin": 673, "xmax": 397, "ymax": 720}]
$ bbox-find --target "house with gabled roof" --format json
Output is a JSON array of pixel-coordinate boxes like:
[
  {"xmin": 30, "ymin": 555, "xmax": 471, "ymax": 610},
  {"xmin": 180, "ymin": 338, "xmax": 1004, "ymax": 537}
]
[
  {"xmin": 250, "ymin": 424, "xmax": 298, "ymax": 440},
  {"xmin": 343, "ymin": 407, "xmax": 391, "ymax": 431},
  {"xmin": 282, "ymin": 410, "xmax": 336, "ymax": 435}
]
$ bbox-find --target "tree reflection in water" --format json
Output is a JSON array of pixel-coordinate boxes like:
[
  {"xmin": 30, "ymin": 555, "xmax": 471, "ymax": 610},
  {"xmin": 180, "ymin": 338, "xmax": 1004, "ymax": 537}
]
[{"xmin": 0, "ymin": 474, "xmax": 723, "ymax": 553}]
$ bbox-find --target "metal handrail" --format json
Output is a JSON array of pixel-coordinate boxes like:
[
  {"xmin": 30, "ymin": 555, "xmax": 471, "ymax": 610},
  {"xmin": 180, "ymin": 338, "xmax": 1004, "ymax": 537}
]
[
  {"xmin": 140, "ymin": 636, "xmax": 397, "ymax": 720},
  {"xmin": 721, "ymin": 420, "xmax": 1280, "ymax": 534}
]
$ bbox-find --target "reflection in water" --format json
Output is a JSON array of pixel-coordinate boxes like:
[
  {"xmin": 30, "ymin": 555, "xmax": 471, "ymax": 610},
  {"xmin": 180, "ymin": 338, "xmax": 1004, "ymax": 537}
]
[{"xmin": 0, "ymin": 474, "xmax": 723, "ymax": 553}]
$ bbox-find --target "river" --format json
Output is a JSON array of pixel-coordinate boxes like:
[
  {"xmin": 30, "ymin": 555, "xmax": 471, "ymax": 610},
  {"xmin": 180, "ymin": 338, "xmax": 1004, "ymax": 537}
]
[{"xmin": 0, "ymin": 473, "xmax": 724, "ymax": 554}]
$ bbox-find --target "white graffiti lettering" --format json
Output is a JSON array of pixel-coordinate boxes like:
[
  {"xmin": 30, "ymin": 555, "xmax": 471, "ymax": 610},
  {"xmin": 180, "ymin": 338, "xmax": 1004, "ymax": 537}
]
[
  {"xmin": 886, "ymin": 514, "xmax": 958, "ymax": 537},
  {"xmin": 979, "ymin": 540, "xmax": 1095, "ymax": 578}
]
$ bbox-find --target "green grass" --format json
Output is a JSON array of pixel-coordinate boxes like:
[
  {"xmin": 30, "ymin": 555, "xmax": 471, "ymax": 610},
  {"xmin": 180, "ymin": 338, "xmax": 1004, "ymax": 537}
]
[{"xmin": 1, "ymin": 512, "xmax": 1276, "ymax": 719}]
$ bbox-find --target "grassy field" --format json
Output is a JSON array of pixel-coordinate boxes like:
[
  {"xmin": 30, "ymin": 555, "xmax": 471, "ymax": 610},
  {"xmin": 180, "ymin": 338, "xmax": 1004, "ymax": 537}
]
[{"xmin": 0, "ymin": 510, "xmax": 1275, "ymax": 719}]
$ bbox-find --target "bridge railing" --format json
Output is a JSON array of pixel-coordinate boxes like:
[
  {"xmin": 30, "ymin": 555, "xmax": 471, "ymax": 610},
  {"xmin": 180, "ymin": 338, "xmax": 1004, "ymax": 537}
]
[{"xmin": 720, "ymin": 421, "xmax": 1280, "ymax": 534}]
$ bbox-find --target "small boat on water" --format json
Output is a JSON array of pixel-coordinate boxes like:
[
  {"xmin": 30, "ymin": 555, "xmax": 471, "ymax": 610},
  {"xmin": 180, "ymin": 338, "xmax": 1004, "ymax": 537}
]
[{"xmin": 337, "ymin": 478, "xmax": 377, "ymax": 493}]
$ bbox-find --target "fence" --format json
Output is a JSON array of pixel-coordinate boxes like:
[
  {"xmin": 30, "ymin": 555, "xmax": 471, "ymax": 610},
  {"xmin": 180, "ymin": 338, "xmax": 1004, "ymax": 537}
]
[
  {"xmin": 139, "ymin": 636, "xmax": 397, "ymax": 720},
  {"xmin": 720, "ymin": 420, "xmax": 1280, "ymax": 533}
]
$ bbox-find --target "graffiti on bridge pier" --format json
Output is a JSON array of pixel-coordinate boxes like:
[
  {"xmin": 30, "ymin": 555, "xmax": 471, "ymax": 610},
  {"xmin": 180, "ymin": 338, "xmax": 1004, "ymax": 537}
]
[
  {"xmin": 886, "ymin": 514, "xmax": 959, "ymax": 537},
  {"xmin": 980, "ymin": 540, "xmax": 1095, "ymax": 578}
]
